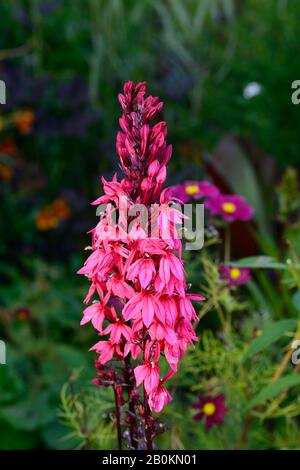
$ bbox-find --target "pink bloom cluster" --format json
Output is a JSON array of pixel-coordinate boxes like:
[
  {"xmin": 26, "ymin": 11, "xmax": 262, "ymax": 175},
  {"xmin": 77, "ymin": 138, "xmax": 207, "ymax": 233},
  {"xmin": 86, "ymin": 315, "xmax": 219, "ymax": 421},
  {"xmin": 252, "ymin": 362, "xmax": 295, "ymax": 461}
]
[{"xmin": 79, "ymin": 81, "xmax": 204, "ymax": 413}]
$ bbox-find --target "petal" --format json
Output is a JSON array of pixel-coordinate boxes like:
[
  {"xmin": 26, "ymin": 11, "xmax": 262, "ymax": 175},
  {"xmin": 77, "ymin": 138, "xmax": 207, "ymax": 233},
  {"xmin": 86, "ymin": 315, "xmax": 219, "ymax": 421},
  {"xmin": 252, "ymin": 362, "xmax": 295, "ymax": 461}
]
[
  {"xmin": 134, "ymin": 364, "xmax": 149, "ymax": 387},
  {"xmin": 143, "ymin": 295, "xmax": 154, "ymax": 327}
]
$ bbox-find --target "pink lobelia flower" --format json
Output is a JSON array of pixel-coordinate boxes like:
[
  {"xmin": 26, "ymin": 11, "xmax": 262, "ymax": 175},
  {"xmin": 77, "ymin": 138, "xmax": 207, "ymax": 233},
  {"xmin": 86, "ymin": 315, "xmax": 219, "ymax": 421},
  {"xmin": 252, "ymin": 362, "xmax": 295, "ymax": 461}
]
[
  {"xmin": 205, "ymin": 194, "xmax": 255, "ymax": 222},
  {"xmin": 126, "ymin": 257, "xmax": 156, "ymax": 289},
  {"xmin": 219, "ymin": 264, "xmax": 251, "ymax": 287},
  {"xmin": 80, "ymin": 301, "xmax": 107, "ymax": 332},
  {"xmin": 78, "ymin": 81, "xmax": 204, "ymax": 416},
  {"xmin": 192, "ymin": 394, "xmax": 228, "ymax": 429},
  {"xmin": 90, "ymin": 340, "xmax": 122, "ymax": 364},
  {"xmin": 148, "ymin": 384, "xmax": 172, "ymax": 412},
  {"xmin": 134, "ymin": 361, "xmax": 160, "ymax": 395}
]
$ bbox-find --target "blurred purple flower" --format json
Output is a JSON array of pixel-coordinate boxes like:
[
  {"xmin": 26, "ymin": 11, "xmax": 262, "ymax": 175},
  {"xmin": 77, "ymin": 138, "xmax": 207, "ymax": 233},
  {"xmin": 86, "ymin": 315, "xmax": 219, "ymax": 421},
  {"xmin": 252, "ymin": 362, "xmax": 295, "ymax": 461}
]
[
  {"xmin": 219, "ymin": 264, "xmax": 251, "ymax": 287},
  {"xmin": 205, "ymin": 194, "xmax": 254, "ymax": 222},
  {"xmin": 192, "ymin": 394, "xmax": 228, "ymax": 429},
  {"xmin": 184, "ymin": 180, "xmax": 220, "ymax": 199},
  {"xmin": 169, "ymin": 180, "xmax": 220, "ymax": 203},
  {"xmin": 169, "ymin": 184, "xmax": 190, "ymax": 203}
]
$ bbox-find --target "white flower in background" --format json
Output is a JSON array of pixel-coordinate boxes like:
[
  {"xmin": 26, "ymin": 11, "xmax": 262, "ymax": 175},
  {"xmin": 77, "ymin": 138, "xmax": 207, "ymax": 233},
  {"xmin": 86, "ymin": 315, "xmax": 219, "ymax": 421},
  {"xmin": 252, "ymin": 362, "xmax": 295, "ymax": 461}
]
[{"xmin": 243, "ymin": 82, "xmax": 262, "ymax": 99}]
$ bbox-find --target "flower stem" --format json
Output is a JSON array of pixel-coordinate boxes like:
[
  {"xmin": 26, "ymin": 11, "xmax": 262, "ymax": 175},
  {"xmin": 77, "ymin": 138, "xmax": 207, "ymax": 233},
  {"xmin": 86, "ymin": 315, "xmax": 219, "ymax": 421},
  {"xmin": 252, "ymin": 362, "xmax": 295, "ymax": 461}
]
[
  {"xmin": 143, "ymin": 384, "xmax": 153, "ymax": 450},
  {"xmin": 124, "ymin": 356, "xmax": 138, "ymax": 449},
  {"xmin": 224, "ymin": 224, "xmax": 231, "ymax": 262},
  {"xmin": 113, "ymin": 385, "xmax": 122, "ymax": 450}
]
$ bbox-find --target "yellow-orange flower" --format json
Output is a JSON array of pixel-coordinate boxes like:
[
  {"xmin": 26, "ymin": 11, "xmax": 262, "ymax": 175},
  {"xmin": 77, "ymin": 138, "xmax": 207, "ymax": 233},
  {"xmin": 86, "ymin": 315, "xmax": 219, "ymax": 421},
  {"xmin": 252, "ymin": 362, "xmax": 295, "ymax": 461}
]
[
  {"xmin": 0, "ymin": 136, "xmax": 18, "ymax": 157},
  {"xmin": 51, "ymin": 197, "xmax": 71, "ymax": 220},
  {"xmin": 14, "ymin": 109, "xmax": 35, "ymax": 135},
  {"xmin": 36, "ymin": 197, "xmax": 71, "ymax": 231},
  {"xmin": 0, "ymin": 163, "xmax": 13, "ymax": 181}
]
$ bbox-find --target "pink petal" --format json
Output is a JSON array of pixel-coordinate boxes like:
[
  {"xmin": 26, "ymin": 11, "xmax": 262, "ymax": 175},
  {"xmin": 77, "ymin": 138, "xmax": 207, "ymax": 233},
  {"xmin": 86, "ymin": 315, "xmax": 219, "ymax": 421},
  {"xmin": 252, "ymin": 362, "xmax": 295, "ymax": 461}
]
[{"xmin": 134, "ymin": 364, "xmax": 149, "ymax": 387}]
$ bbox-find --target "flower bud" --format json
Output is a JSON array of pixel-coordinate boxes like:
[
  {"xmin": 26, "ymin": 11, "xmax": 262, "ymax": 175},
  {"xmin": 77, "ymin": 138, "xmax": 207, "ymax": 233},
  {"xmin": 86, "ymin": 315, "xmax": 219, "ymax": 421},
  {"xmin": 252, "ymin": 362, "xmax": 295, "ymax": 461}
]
[{"xmin": 148, "ymin": 160, "xmax": 160, "ymax": 178}]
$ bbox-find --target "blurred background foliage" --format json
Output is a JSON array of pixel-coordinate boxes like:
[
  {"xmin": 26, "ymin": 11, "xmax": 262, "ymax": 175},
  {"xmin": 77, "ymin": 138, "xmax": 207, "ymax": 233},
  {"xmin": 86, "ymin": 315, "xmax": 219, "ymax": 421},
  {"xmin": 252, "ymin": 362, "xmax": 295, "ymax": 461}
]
[{"xmin": 1, "ymin": 0, "xmax": 300, "ymax": 450}]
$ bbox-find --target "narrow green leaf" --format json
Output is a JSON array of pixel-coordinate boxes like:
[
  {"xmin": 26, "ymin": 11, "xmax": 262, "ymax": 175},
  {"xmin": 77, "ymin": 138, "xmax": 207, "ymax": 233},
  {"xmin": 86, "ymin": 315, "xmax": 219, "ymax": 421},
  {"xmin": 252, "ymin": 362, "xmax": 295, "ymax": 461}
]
[
  {"xmin": 227, "ymin": 256, "xmax": 287, "ymax": 269},
  {"xmin": 292, "ymin": 291, "xmax": 300, "ymax": 311},
  {"xmin": 243, "ymin": 319, "xmax": 298, "ymax": 360},
  {"xmin": 247, "ymin": 374, "xmax": 300, "ymax": 410}
]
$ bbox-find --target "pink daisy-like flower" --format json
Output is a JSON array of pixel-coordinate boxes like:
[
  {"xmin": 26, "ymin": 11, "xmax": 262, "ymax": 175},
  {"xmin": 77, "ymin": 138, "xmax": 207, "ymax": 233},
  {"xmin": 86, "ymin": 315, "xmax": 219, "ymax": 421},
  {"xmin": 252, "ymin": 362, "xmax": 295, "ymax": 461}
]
[
  {"xmin": 192, "ymin": 394, "xmax": 228, "ymax": 429},
  {"xmin": 205, "ymin": 194, "xmax": 254, "ymax": 222},
  {"xmin": 219, "ymin": 264, "xmax": 251, "ymax": 287},
  {"xmin": 169, "ymin": 184, "xmax": 190, "ymax": 203},
  {"xmin": 184, "ymin": 181, "xmax": 220, "ymax": 199},
  {"xmin": 170, "ymin": 181, "xmax": 220, "ymax": 203}
]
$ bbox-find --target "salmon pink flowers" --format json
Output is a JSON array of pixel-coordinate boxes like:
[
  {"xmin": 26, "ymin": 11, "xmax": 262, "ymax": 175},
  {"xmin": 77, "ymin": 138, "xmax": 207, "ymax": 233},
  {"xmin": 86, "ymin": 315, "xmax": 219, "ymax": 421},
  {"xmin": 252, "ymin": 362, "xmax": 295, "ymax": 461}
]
[{"xmin": 78, "ymin": 81, "xmax": 204, "ymax": 449}]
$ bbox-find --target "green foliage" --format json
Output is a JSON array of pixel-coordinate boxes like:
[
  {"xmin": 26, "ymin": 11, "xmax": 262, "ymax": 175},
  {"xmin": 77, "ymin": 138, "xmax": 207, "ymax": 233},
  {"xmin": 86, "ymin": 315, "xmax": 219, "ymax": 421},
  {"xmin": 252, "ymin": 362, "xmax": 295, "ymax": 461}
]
[
  {"xmin": 243, "ymin": 319, "xmax": 298, "ymax": 359},
  {"xmin": 247, "ymin": 375, "xmax": 300, "ymax": 410},
  {"xmin": 0, "ymin": 259, "xmax": 95, "ymax": 449}
]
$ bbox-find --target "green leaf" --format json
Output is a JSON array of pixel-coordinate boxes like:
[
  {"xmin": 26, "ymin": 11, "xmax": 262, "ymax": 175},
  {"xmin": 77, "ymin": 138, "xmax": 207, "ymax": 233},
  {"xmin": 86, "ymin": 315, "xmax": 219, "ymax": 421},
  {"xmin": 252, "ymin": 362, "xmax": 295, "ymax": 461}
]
[
  {"xmin": 0, "ymin": 364, "xmax": 25, "ymax": 404},
  {"xmin": 206, "ymin": 135, "xmax": 272, "ymax": 236},
  {"xmin": 292, "ymin": 291, "xmax": 300, "ymax": 311},
  {"xmin": 0, "ymin": 419, "xmax": 38, "ymax": 449},
  {"xmin": 228, "ymin": 256, "xmax": 287, "ymax": 270},
  {"xmin": 243, "ymin": 319, "xmax": 298, "ymax": 360},
  {"xmin": 41, "ymin": 345, "xmax": 93, "ymax": 392},
  {"xmin": 42, "ymin": 421, "xmax": 80, "ymax": 450},
  {"xmin": 247, "ymin": 374, "xmax": 300, "ymax": 410},
  {"xmin": 0, "ymin": 391, "xmax": 56, "ymax": 431}
]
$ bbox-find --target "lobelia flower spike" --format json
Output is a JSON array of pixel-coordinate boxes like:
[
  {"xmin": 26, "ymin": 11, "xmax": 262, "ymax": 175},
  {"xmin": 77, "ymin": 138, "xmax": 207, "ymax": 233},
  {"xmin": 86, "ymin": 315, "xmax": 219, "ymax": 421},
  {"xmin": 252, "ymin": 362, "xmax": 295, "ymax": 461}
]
[{"xmin": 78, "ymin": 81, "xmax": 204, "ymax": 448}]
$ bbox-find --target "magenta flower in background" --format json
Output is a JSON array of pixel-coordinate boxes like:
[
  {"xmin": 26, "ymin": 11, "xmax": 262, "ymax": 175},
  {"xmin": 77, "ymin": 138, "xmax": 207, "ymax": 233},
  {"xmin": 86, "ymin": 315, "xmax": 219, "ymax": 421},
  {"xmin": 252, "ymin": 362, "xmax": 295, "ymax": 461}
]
[
  {"xmin": 192, "ymin": 394, "xmax": 228, "ymax": 429},
  {"xmin": 184, "ymin": 181, "xmax": 220, "ymax": 199},
  {"xmin": 169, "ymin": 184, "xmax": 190, "ymax": 203},
  {"xmin": 170, "ymin": 180, "xmax": 220, "ymax": 203},
  {"xmin": 219, "ymin": 264, "xmax": 251, "ymax": 287},
  {"xmin": 205, "ymin": 194, "xmax": 254, "ymax": 222}
]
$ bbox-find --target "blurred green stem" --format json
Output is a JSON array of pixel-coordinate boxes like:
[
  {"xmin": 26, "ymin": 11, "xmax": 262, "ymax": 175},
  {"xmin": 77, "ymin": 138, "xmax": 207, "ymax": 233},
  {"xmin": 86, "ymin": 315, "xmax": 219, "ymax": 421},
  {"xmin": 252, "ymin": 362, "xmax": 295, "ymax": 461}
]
[
  {"xmin": 224, "ymin": 224, "xmax": 231, "ymax": 262},
  {"xmin": 30, "ymin": 0, "xmax": 43, "ymax": 72}
]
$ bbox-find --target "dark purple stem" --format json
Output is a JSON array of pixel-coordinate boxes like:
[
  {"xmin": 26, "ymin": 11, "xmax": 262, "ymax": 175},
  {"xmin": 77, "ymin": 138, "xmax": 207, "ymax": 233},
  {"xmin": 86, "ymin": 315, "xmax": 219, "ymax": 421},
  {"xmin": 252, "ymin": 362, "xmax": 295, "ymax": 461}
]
[
  {"xmin": 113, "ymin": 385, "xmax": 122, "ymax": 450},
  {"xmin": 124, "ymin": 356, "xmax": 138, "ymax": 449},
  {"xmin": 143, "ymin": 384, "xmax": 154, "ymax": 450}
]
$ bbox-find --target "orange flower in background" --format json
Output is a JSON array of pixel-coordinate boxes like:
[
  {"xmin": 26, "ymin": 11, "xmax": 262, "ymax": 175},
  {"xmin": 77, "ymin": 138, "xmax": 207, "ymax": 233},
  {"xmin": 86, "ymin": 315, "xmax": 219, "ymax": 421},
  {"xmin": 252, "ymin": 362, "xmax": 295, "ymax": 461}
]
[
  {"xmin": 15, "ymin": 307, "xmax": 31, "ymax": 321},
  {"xmin": 36, "ymin": 210, "xmax": 60, "ymax": 231},
  {"xmin": 36, "ymin": 197, "xmax": 71, "ymax": 231},
  {"xmin": 0, "ymin": 163, "xmax": 13, "ymax": 181},
  {"xmin": 51, "ymin": 197, "xmax": 71, "ymax": 220},
  {"xmin": 0, "ymin": 136, "xmax": 18, "ymax": 157},
  {"xmin": 14, "ymin": 109, "xmax": 35, "ymax": 134}
]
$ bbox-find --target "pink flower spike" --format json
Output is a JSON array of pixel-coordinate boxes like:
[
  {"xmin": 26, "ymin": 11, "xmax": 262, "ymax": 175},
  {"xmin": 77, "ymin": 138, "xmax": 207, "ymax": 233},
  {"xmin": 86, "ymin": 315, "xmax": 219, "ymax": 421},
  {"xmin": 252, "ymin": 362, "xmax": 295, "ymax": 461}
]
[{"xmin": 78, "ymin": 81, "xmax": 205, "ymax": 417}]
